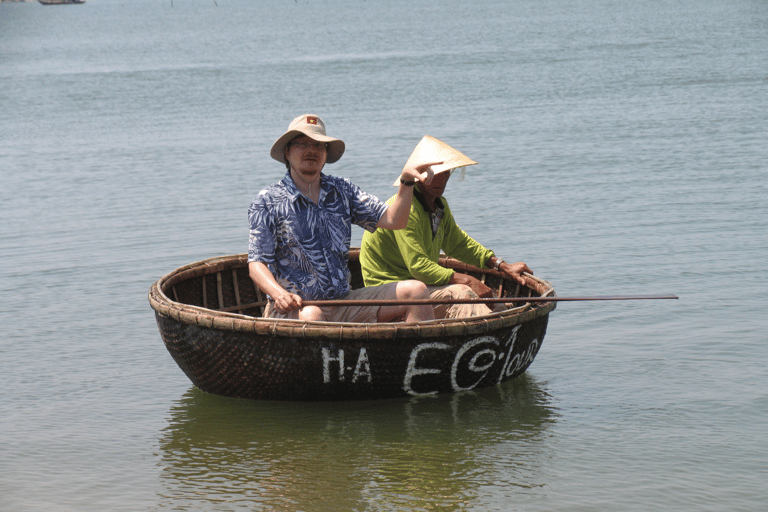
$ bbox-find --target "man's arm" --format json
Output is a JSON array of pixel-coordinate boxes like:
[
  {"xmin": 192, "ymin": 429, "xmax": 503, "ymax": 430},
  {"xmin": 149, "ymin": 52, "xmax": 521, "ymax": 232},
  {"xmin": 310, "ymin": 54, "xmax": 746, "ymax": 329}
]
[
  {"xmin": 248, "ymin": 261, "xmax": 302, "ymax": 313},
  {"xmin": 448, "ymin": 271, "xmax": 494, "ymax": 298},
  {"xmin": 447, "ymin": 259, "xmax": 533, "ymax": 298},
  {"xmin": 486, "ymin": 255, "xmax": 533, "ymax": 287},
  {"xmin": 376, "ymin": 161, "xmax": 441, "ymax": 230}
]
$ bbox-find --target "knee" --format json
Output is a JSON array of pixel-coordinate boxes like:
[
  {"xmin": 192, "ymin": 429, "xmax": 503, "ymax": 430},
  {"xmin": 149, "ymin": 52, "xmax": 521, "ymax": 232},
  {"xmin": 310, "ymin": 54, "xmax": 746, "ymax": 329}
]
[
  {"xmin": 397, "ymin": 280, "xmax": 430, "ymax": 300},
  {"xmin": 298, "ymin": 306, "xmax": 325, "ymax": 322}
]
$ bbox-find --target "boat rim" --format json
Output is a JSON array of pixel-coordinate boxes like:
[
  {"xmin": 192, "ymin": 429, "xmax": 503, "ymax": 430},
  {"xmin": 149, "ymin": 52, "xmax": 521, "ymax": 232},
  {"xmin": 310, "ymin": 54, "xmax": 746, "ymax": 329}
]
[{"xmin": 148, "ymin": 253, "xmax": 557, "ymax": 340}]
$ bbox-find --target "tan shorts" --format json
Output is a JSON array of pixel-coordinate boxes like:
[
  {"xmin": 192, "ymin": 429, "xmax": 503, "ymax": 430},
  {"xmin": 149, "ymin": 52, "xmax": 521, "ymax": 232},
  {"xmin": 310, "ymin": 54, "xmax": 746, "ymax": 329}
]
[
  {"xmin": 263, "ymin": 283, "xmax": 398, "ymax": 323},
  {"xmin": 427, "ymin": 284, "xmax": 501, "ymax": 319}
]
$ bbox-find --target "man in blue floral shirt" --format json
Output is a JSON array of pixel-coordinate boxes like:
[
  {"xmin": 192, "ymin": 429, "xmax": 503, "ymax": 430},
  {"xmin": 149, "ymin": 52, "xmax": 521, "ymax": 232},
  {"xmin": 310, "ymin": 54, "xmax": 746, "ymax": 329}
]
[{"xmin": 248, "ymin": 114, "xmax": 440, "ymax": 323}]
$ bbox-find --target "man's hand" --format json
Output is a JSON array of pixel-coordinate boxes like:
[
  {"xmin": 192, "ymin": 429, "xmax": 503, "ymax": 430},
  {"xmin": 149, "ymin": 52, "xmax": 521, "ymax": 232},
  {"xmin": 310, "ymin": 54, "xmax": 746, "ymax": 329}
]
[
  {"xmin": 379, "ymin": 160, "xmax": 443, "ymax": 230},
  {"xmin": 249, "ymin": 261, "xmax": 304, "ymax": 312},
  {"xmin": 499, "ymin": 261, "xmax": 533, "ymax": 287},
  {"xmin": 271, "ymin": 290, "xmax": 303, "ymax": 313},
  {"xmin": 400, "ymin": 161, "xmax": 441, "ymax": 186},
  {"xmin": 449, "ymin": 272, "xmax": 494, "ymax": 298}
]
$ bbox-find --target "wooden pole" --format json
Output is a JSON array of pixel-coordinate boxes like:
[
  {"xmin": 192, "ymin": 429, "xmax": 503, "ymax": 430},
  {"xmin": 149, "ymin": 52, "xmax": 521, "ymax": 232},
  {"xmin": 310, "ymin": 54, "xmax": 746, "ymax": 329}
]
[{"xmin": 218, "ymin": 294, "xmax": 678, "ymax": 312}]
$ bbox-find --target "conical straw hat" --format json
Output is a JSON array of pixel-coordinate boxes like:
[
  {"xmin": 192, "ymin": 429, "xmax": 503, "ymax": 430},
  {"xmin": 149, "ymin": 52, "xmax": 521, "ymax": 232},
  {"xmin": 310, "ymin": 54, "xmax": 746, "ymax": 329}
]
[{"xmin": 394, "ymin": 135, "xmax": 477, "ymax": 185}]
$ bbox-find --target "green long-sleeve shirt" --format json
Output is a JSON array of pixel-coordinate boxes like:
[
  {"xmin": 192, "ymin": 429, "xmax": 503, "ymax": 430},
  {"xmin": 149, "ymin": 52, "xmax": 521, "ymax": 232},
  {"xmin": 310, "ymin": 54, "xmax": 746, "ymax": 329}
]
[{"xmin": 360, "ymin": 191, "xmax": 494, "ymax": 287}]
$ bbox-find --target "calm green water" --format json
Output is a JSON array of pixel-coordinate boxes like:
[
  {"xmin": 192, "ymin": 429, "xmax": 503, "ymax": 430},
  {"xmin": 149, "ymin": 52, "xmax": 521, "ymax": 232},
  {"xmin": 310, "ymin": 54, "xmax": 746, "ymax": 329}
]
[{"xmin": 1, "ymin": 0, "xmax": 767, "ymax": 510}]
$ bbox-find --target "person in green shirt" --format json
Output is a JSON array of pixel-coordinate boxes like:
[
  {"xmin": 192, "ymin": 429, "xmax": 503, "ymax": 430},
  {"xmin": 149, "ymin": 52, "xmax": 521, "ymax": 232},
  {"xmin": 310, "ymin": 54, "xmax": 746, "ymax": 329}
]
[{"xmin": 360, "ymin": 136, "xmax": 533, "ymax": 319}]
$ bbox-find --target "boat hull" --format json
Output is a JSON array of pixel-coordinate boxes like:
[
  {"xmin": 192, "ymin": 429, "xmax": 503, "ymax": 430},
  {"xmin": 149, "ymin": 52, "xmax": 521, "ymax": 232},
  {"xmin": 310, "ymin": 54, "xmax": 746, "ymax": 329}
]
[
  {"xmin": 154, "ymin": 310, "xmax": 549, "ymax": 401},
  {"xmin": 149, "ymin": 252, "xmax": 555, "ymax": 401}
]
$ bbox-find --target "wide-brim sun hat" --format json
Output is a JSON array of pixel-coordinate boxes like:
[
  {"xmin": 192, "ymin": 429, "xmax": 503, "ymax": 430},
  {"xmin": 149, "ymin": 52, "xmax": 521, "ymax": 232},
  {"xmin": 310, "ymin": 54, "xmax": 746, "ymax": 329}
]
[
  {"xmin": 270, "ymin": 114, "xmax": 345, "ymax": 164},
  {"xmin": 393, "ymin": 135, "xmax": 478, "ymax": 185}
]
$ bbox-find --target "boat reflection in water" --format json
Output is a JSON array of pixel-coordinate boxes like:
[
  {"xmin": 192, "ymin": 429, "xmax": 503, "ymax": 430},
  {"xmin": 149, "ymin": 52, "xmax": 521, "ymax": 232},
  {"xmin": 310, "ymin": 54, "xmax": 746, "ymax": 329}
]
[{"xmin": 157, "ymin": 375, "xmax": 558, "ymax": 509}]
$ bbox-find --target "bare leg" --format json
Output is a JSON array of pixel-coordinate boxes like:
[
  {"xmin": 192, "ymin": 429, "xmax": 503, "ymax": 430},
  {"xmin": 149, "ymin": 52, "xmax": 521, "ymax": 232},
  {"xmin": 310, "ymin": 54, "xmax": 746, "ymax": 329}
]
[
  {"xmin": 298, "ymin": 305, "xmax": 326, "ymax": 322},
  {"xmin": 377, "ymin": 280, "xmax": 435, "ymax": 323}
]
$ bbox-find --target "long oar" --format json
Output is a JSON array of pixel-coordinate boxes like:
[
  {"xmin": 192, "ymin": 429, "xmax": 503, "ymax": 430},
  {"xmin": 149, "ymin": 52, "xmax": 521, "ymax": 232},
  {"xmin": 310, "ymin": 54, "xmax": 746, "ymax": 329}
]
[{"xmin": 218, "ymin": 294, "xmax": 678, "ymax": 312}]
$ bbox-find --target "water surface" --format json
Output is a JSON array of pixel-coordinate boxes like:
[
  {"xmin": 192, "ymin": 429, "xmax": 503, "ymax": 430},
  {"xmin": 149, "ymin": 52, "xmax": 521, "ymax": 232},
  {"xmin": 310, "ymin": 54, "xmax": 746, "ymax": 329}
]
[{"xmin": 1, "ymin": 0, "xmax": 766, "ymax": 510}]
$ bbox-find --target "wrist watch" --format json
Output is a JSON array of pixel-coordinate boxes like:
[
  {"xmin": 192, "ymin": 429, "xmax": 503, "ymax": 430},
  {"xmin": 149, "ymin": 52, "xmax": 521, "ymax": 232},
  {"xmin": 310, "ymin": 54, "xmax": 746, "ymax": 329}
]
[{"xmin": 493, "ymin": 258, "xmax": 504, "ymax": 271}]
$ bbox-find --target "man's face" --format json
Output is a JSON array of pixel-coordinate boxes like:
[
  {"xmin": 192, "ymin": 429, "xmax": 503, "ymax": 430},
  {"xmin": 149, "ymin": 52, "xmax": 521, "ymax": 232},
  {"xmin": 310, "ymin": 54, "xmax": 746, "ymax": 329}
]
[
  {"xmin": 420, "ymin": 171, "xmax": 451, "ymax": 201},
  {"xmin": 285, "ymin": 136, "xmax": 327, "ymax": 180}
]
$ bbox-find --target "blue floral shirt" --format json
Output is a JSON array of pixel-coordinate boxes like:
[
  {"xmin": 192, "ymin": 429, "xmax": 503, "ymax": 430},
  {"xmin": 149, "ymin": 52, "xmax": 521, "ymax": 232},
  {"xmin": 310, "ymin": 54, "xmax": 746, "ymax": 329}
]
[{"xmin": 248, "ymin": 171, "xmax": 388, "ymax": 300}]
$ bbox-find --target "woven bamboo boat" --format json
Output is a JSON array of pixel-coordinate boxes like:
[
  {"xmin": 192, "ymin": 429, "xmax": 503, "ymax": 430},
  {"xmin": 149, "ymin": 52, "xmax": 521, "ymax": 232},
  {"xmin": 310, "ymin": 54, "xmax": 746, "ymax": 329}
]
[{"xmin": 148, "ymin": 249, "xmax": 556, "ymax": 401}]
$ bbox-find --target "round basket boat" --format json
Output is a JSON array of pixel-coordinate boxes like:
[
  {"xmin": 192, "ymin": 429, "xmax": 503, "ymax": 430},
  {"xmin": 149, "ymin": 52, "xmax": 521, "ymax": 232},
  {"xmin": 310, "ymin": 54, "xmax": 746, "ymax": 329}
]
[{"xmin": 148, "ymin": 249, "xmax": 556, "ymax": 401}]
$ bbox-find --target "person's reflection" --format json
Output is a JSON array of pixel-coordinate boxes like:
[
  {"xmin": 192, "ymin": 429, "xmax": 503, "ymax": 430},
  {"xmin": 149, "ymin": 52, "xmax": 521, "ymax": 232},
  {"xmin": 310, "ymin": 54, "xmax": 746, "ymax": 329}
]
[{"xmin": 157, "ymin": 375, "xmax": 557, "ymax": 509}]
